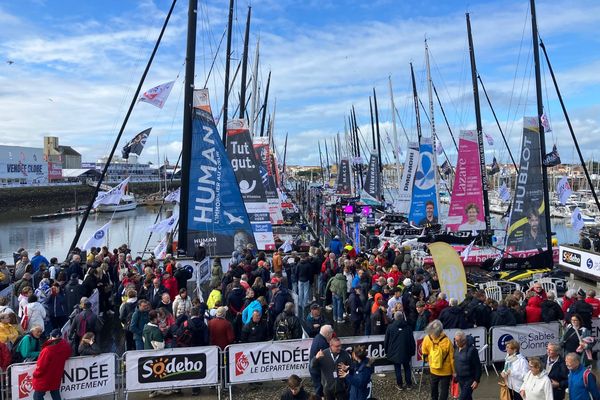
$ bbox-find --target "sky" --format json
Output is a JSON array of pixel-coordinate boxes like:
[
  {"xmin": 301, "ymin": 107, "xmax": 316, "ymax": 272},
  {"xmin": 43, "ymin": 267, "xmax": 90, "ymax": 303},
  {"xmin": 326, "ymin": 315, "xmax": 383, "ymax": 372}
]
[{"xmin": 1, "ymin": 0, "xmax": 599, "ymax": 168}]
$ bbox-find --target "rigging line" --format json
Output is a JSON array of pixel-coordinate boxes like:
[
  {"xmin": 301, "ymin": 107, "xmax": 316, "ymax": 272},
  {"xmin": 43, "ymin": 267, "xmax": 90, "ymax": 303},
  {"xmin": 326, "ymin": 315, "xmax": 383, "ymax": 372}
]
[
  {"xmin": 432, "ymin": 81, "xmax": 458, "ymax": 152},
  {"xmin": 203, "ymin": 28, "xmax": 228, "ymax": 88},
  {"xmin": 418, "ymin": 97, "xmax": 455, "ymax": 176}
]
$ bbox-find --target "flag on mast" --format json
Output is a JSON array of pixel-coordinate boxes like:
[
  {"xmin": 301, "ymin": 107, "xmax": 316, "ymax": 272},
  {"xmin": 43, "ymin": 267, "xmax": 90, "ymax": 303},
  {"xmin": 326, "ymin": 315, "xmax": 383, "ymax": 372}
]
[
  {"xmin": 485, "ymin": 133, "xmax": 494, "ymax": 146},
  {"xmin": 82, "ymin": 222, "xmax": 111, "ymax": 250},
  {"xmin": 148, "ymin": 214, "xmax": 179, "ymax": 234},
  {"xmin": 122, "ymin": 128, "xmax": 151, "ymax": 159},
  {"xmin": 139, "ymin": 81, "xmax": 175, "ymax": 109},
  {"xmin": 93, "ymin": 177, "xmax": 130, "ymax": 208},
  {"xmin": 164, "ymin": 187, "xmax": 180, "ymax": 203},
  {"xmin": 153, "ymin": 237, "xmax": 168, "ymax": 259}
]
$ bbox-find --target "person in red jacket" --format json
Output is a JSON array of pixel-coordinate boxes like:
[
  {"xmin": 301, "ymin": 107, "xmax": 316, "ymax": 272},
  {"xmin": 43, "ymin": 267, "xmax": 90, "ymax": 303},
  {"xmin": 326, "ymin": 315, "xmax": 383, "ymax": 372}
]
[
  {"xmin": 162, "ymin": 272, "xmax": 178, "ymax": 301},
  {"xmin": 0, "ymin": 341, "xmax": 10, "ymax": 372},
  {"xmin": 562, "ymin": 289, "xmax": 577, "ymax": 317},
  {"xmin": 525, "ymin": 295, "xmax": 543, "ymax": 323},
  {"xmin": 430, "ymin": 293, "xmax": 449, "ymax": 321},
  {"xmin": 208, "ymin": 306, "xmax": 235, "ymax": 350},
  {"xmin": 585, "ymin": 289, "xmax": 600, "ymax": 318},
  {"xmin": 32, "ymin": 329, "xmax": 72, "ymax": 400}
]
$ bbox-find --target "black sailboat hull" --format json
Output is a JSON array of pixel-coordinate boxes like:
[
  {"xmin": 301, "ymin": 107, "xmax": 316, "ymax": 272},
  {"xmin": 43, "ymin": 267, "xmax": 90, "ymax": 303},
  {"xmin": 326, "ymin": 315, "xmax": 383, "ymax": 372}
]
[{"xmin": 481, "ymin": 248, "xmax": 554, "ymax": 271}]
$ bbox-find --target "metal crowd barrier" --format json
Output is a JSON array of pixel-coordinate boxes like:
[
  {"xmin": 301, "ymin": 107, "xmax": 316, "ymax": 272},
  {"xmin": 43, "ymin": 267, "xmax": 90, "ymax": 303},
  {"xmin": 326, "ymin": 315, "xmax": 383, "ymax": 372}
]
[{"xmin": 3, "ymin": 319, "xmax": 597, "ymax": 399}]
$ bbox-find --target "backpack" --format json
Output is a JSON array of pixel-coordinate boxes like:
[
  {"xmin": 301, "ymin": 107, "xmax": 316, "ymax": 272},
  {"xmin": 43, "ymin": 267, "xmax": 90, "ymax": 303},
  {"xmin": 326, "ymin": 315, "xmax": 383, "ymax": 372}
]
[
  {"xmin": 11, "ymin": 335, "xmax": 31, "ymax": 364},
  {"xmin": 121, "ymin": 302, "xmax": 137, "ymax": 331},
  {"xmin": 583, "ymin": 368, "xmax": 600, "ymax": 399},
  {"xmin": 275, "ymin": 317, "xmax": 292, "ymax": 341},
  {"xmin": 427, "ymin": 335, "xmax": 449, "ymax": 369},
  {"xmin": 77, "ymin": 311, "xmax": 93, "ymax": 338},
  {"xmin": 175, "ymin": 321, "xmax": 193, "ymax": 348}
]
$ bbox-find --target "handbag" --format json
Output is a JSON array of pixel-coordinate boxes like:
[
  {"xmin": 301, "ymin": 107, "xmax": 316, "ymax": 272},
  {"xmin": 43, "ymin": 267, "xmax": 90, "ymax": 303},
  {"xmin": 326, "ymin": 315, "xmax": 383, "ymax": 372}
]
[
  {"xmin": 450, "ymin": 378, "xmax": 460, "ymax": 399},
  {"xmin": 498, "ymin": 379, "xmax": 513, "ymax": 400}
]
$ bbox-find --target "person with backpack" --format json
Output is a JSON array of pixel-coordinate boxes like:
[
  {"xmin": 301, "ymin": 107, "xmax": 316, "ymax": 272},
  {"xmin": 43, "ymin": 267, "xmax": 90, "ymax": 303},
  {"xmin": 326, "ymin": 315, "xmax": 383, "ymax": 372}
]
[
  {"xmin": 21, "ymin": 294, "xmax": 46, "ymax": 333},
  {"xmin": 453, "ymin": 331, "xmax": 482, "ymax": 400},
  {"xmin": 130, "ymin": 300, "xmax": 151, "ymax": 350},
  {"xmin": 273, "ymin": 302, "xmax": 302, "ymax": 341},
  {"xmin": 69, "ymin": 300, "xmax": 99, "ymax": 355},
  {"xmin": 32, "ymin": 328, "xmax": 71, "ymax": 400},
  {"xmin": 119, "ymin": 289, "xmax": 138, "ymax": 351},
  {"xmin": 421, "ymin": 320, "xmax": 454, "ymax": 400},
  {"xmin": 241, "ymin": 310, "xmax": 269, "ymax": 343},
  {"xmin": 326, "ymin": 272, "xmax": 347, "ymax": 324},
  {"xmin": 566, "ymin": 351, "xmax": 600, "ymax": 400}
]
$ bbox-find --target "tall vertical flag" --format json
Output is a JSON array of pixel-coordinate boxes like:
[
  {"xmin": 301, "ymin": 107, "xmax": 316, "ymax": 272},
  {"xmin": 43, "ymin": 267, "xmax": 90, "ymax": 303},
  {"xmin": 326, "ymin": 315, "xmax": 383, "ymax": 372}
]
[
  {"xmin": 185, "ymin": 89, "xmax": 255, "ymax": 255},
  {"xmin": 556, "ymin": 176, "xmax": 572, "ymax": 205},
  {"xmin": 571, "ymin": 207, "xmax": 585, "ymax": 231},
  {"xmin": 394, "ymin": 142, "xmax": 418, "ymax": 214},
  {"xmin": 164, "ymin": 187, "xmax": 181, "ymax": 203},
  {"xmin": 93, "ymin": 177, "xmax": 130, "ymax": 208},
  {"xmin": 506, "ymin": 117, "xmax": 547, "ymax": 251},
  {"xmin": 498, "ymin": 183, "xmax": 511, "ymax": 202},
  {"xmin": 122, "ymin": 128, "xmax": 151, "ymax": 159},
  {"xmin": 82, "ymin": 222, "xmax": 111, "ymax": 250},
  {"xmin": 409, "ymin": 138, "xmax": 439, "ymax": 226},
  {"xmin": 360, "ymin": 152, "xmax": 381, "ymax": 204},
  {"xmin": 139, "ymin": 81, "xmax": 175, "ymax": 109},
  {"xmin": 485, "ymin": 133, "xmax": 494, "ymax": 146},
  {"xmin": 148, "ymin": 214, "xmax": 179, "ymax": 234},
  {"xmin": 227, "ymin": 119, "xmax": 276, "ymax": 251},
  {"xmin": 335, "ymin": 158, "xmax": 352, "ymax": 196},
  {"xmin": 428, "ymin": 242, "xmax": 468, "ymax": 302},
  {"xmin": 153, "ymin": 237, "xmax": 168, "ymax": 259}
]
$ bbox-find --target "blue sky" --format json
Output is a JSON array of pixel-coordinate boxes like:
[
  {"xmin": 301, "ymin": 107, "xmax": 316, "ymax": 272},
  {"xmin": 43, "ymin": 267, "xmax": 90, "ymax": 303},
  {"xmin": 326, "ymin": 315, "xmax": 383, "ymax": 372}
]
[{"xmin": 1, "ymin": 0, "xmax": 599, "ymax": 168}]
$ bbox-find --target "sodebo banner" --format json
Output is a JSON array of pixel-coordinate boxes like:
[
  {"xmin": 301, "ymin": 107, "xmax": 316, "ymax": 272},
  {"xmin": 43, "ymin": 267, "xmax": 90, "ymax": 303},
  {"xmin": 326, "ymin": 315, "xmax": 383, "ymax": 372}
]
[
  {"xmin": 228, "ymin": 339, "xmax": 313, "ymax": 383},
  {"xmin": 125, "ymin": 346, "xmax": 219, "ymax": 391},
  {"xmin": 491, "ymin": 322, "xmax": 560, "ymax": 362},
  {"xmin": 11, "ymin": 353, "xmax": 115, "ymax": 400}
]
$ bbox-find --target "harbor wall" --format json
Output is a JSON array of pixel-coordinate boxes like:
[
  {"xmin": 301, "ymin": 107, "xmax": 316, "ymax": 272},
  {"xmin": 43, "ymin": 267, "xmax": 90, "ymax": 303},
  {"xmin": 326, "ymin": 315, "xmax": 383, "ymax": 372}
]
[{"xmin": 0, "ymin": 182, "xmax": 179, "ymax": 214}]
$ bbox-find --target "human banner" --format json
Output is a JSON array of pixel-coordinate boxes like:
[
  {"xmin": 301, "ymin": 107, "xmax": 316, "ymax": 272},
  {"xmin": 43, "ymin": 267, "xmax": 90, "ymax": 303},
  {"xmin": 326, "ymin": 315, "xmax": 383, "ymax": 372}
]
[
  {"xmin": 490, "ymin": 322, "xmax": 560, "ymax": 362},
  {"xmin": 413, "ymin": 327, "xmax": 487, "ymax": 365},
  {"xmin": 228, "ymin": 339, "xmax": 313, "ymax": 383},
  {"xmin": 11, "ymin": 353, "xmax": 116, "ymax": 400},
  {"xmin": 125, "ymin": 346, "xmax": 219, "ymax": 391}
]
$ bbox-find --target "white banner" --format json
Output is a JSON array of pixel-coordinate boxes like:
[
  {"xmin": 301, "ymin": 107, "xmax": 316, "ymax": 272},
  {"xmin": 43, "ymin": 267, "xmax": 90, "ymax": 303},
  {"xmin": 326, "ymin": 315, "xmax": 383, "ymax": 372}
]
[
  {"xmin": 11, "ymin": 353, "xmax": 116, "ymax": 400},
  {"xmin": 81, "ymin": 222, "xmax": 111, "ymax": 251},
  {"xmin": 93, "ymin": 177, "xmax": 130, "ymax": 208},
  {"xmin": 395, "ymin": 145, "xmax": 419, "ymax": 214},
  {"xmin": 413, "ymin": 326, "xmax": 487, "ymax": 365},
  {"xmin": 148, "ymin": 214, "xmax": 179, "ymax": 234},
  {"xmin": 125, "ymin": 346, "xmax": 219, "ymax": 391},
  {"xmin": 228, "ymin": 339, "xmax": 313, "ymax": 383},
  {"xmin": 490, "ymin": 322, "xmax": 560, "ymax": 362},
  {"xmin": 559, "ymin": 245, "xmax": 600, "ymax": 279},
  {"xmin": 556, "ymin": 176, "xmax": 572, "ymax": 205}
]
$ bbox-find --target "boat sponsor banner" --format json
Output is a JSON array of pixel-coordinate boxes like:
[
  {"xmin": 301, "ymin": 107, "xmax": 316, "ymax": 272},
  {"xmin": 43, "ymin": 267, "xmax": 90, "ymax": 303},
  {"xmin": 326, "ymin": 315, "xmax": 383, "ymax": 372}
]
[
  {"xmin": 362, "ymin": 152, "xmax": 381, "ymax": 203},
  {"xmin": 506, "ymin": 117, "xmax": 547, "ymax": 251},
  {"xmin": 0, "ymin": 146, "xmax": 48, "ymax": 184},
  {"xmin": 335, "ymin": 158, "xmax": 352, "ymax": 195},
  {"xmin": 395, "ymin": 143, "xmax": 419, "ymax": 214},
  {"xmin": 409, "ymin": 138, "xmax": 439, "ymax": 226},
  {"xmin": 559, "ymin": 245, "xmax": 600, "ymax": 279},
  {"xmin": 490, "ymin": 322, "xmax": 560, "ymax": 362},
  {"xmin": 413, "ymin": 327, "xmax": 487, "ymax": 365},
  {"xmin": 187, "ymin": 89, "xmax": 255, "ymax": 255},
  {"xmin": 421, "ymin": 246, "xmax": 559, "ymax": 267},
  {"xmin": 227, "ymin": 119, "xmax": 275, "ymax": 251},
  {"xmin": 428, "ymin": 242, "xmax": 468, "ymax": 302},
  {"xmin": 446, "ymin": 131, "xmax": 486, "ymax": 232},
  {"xmin": 254, "ymin": 137, "xmax": 284, "ymax": 224},
  {"xmin": 228, "ymin": 339, "xmax": 313, "ymax": 383},
  {"xmin": 125, "ymin": 346, "xmax": 219, "ymax": 391},
  {"xmin": 11, "ymin": 353, "xmax": 116, "ymax": 400}
]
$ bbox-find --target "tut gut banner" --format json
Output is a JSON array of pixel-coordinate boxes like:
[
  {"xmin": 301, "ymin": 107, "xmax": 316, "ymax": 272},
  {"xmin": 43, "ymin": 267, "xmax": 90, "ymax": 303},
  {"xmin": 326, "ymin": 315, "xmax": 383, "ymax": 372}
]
[
  {"xmin": 409, "ymin": 138, "xmax": 439, "ymax": 227},
  {"xmin": 446, "ymin": 130, "xmax": 486, "ymax": 232},
  {"xmin": 428, "ymin": 242, "xmax": 468, "ymax": 302},
  {"xmin": 254, "ymin": 137, "xmax": 284, "ymax": 224},
  {"xmin": 186, "ymin": 89, "xmax": 255, "ymax": 255},
  {"xmin": 506, "ymin": 117, "xmax": 547, "ymax": 252}
]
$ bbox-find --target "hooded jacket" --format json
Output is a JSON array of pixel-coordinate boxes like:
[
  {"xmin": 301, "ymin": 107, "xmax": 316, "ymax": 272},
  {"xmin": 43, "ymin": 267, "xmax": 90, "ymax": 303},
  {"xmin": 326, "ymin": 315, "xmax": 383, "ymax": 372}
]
[
  {"xmin": 526, "ymin": 296, "xmax": 543, "ymax": 323},
  {"xmin": 384, "ymin": 318, "xmax": 415, "ymax": 364},
  {"xmin": 438, "ymin": 306, "xmax": 469, "ymax": 330},
  {"xmin": 421, "ymin": 333, "xmax": 454, "ymax": 376},
  {"xmin": 32, "ymin": 338, "xmax": 72, "ymax": 392},
  {"xmin": 491, "ymin": 305, "xmax": 517, "ymax": 326},
  {"xmin": 519, "ymin": 370, "xmax": 553, "ymax": 400},
  {"xmin": 326, "ymin": 273, "xmax": 348, "ymax": 299},
  {"xmin": 23, "ymin": 302, "xmax": 46, "ymax": 331}
]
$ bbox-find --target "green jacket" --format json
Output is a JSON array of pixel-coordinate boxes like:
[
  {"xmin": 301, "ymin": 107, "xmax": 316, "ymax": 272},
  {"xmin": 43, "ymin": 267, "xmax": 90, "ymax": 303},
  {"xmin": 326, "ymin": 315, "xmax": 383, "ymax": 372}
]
[
  {"xmin": 19, "ymin": 334, "xmax": 41, "ymax": 360},
  {"xmin": 142, "ymin": 323, "xmax": 164, "ymax": 350},
  {"xmin": 326, "ymin": 273, "xmax": 348, "ymax": 300}
]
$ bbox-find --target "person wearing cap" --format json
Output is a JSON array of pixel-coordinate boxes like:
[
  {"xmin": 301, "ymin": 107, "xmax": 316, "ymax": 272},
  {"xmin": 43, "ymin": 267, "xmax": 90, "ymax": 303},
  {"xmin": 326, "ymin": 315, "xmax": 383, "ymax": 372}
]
[
  {"xmin": 32, "ymin": 328, "xmax": 71, "ymax": 400},
  {"xmin": 415, "ymin": 301, "xmax": 431, "ymax": 331},
  {"xmin": 208, "ymin": 306, "xmax": 234, "ymax": 350},
  {"xmin": 329, "ymin": 235, "xmax": 343, "ymax": 257},
  {"xmin": 304, "ymin": 304, "xmax": 329, "ymax": 338}
]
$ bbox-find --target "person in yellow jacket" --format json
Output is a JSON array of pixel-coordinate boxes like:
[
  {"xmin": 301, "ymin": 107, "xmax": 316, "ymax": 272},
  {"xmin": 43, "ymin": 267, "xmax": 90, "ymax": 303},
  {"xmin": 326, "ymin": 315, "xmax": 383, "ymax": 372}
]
[
  {"xmin": 421, "ymin": 319, "xmax": 454, "ymax": 400},
  {"xmin": 206, "ymin": 284, "xmax": 222, "ymax": 311},
  {"xmin": 0, "ymin": 313, "xmax": 19, "ymax": 345}
]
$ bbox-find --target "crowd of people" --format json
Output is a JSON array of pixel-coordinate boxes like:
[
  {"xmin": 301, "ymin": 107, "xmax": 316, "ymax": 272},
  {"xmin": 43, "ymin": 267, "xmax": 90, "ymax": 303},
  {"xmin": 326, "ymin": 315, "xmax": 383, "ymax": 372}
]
[{"xmin": 0, "ymin": 236, "xmax": 600, "ymax": 399}]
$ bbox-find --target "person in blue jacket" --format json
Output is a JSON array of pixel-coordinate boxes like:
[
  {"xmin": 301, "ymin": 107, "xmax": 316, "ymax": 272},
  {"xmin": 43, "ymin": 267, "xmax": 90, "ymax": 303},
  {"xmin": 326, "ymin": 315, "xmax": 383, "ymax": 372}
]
[
  {"xmin": 566, "ymin": 352, "xmax": 600, "ymax": 400},
  {"xmin": 329, "ymin": 236, "xmax": 343, "ymax": 257},
  {"xmin": 339, "ymin": 344, "xmax": 374, "ymax": 400}
]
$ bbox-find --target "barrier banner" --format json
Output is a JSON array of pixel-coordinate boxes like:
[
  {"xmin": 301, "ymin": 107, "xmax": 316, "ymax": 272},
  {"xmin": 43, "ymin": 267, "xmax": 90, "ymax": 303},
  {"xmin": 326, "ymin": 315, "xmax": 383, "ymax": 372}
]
[
  {"xmin": 491, "ymin": 322, "xmax": 560, "ymax": 362},
  {"xmin": 591, "ymin": 318, "xmax": 600, "ymax": 352},
  {"xmin": 340, "ymin": 335, "xmax": 393, "ymax": 373},
  {"xmin": 11, "ymin": 353, "xmax": 115, "ymax": 400},
  {"xmin": 413, "ymin": 327, "xmax": 487, "ymax": 366},
  {"xmin": 228, "ymin": 339, "xmax": 313, "ymax": 383},
  {"xmin": 125, "ymin": 346, "xmax": 219, "ymax": 391}
]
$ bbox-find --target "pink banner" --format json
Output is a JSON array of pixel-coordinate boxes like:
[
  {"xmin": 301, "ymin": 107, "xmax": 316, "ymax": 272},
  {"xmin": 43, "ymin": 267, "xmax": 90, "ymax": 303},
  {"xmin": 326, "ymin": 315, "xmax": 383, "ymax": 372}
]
[{"xmin": 446, "ymin": 130, "xmax": 486, "ymax": 232}]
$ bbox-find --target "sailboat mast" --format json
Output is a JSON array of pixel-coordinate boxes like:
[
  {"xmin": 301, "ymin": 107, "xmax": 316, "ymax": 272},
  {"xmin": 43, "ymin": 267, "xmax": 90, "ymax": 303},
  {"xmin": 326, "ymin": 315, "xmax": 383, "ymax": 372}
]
[
  {"xmin": 318, "ymin": 141, "xmax": 325, "ymax": 185},
  {"xmin": 260, "ymin": 71, "xmax": 271, "ymax": 137},
  {"xmin": 410, "ymin": 63, "xmax": 423, "ymax": 143},
  {"xmin": 466, "ymin": 13, "xmax": 492, "ymax": 233},
  {"xmin": 389, "ymin": 77, "xmax": 402, "ymax": 191},
  {"xmin": 530, "ymin": 0, "xmax": 553, "ymax": 251},
  {"xmin": 369, "ymin": 97, "xmax": 376, "ymax": 149},
  {"xmin": 177, "ymin": 0, "xmax": 198, "ymax": 255},
  {"xmin": 324, "ymin": 140, "xmax": 330, "ymax": 183},
  {"xmin": 373, "ymin": 88, "xmax": 382, "ymax": 173},
  {"xmin": 282, "ymin": 132, "xmax": 288, "ymax": 186},
  {"xmin": 249, "ymin": 39, "xmax": 260, "ymax": 135},
  {"xmin": 221, "ymin": 0, "xmax": 235, "ymax": 143},
  {"xmin": 239, "ymin": 6, "xmax": 251, "ymax": 119}
]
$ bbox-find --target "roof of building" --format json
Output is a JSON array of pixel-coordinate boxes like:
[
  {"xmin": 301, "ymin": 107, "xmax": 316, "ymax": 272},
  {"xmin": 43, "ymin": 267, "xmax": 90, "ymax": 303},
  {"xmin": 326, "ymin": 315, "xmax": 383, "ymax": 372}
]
[
  {"xmin": 59, "ymin": 145, "xmax": 81, "ymax": 157},
  {"xmin": 62, "ymin": 168, "xmax": 100, "ymax": 178}
]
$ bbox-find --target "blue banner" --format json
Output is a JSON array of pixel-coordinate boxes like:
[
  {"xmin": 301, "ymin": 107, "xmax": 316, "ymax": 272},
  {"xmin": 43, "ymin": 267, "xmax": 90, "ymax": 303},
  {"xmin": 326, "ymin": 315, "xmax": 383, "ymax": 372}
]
[
  {"xmin": 409, "ymin": 138, "xmax": 439, "ymax": 227},
  {"xmin": 186, "ymin": 89, "xmax": 255, "ymax": 255}
]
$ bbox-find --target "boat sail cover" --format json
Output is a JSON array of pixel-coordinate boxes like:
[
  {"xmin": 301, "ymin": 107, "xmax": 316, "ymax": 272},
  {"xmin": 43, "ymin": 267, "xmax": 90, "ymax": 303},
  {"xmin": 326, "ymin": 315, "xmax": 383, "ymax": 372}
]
[
  {"xmin": 446, "ymin": 130, "xmax": 486, "ymax": 232},
  {"xmin": 506, "ymin": 117, "xmax": 548, "ymax": 251},
  {"xmin": 186, "ymin": 89, "xmax": 255, "ymax": 255},
  {"xmin": 227, "ymin": 119, "xmax": 276, "ymax": 251},
  {"xmin": 253, "ymin": 137, "xmax": 284, "ymax": 224},
  {"xmin": 335, "ymin": 158, "xmax": 352, "ymax": 196},
  {"xmin": 409, "ymin": 138, "xmax": 439, "ymax": 226},
  {"xmin": 360, "ymin": 152, "xmax": 381, "ymax": 205},
  {"xmin": 394, "ymin": 142, "xmax": 419, "ymax": 214}
]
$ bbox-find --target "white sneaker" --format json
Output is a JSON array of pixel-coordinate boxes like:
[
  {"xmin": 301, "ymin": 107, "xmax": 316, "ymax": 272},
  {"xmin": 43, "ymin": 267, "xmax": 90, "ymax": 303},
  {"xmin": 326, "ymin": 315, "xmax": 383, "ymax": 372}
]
[{"xmin": 149, "ymin": 391, "xmax": 158, "ymax": 398}]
